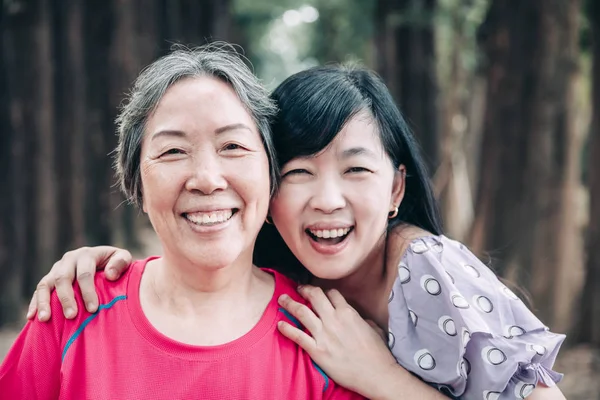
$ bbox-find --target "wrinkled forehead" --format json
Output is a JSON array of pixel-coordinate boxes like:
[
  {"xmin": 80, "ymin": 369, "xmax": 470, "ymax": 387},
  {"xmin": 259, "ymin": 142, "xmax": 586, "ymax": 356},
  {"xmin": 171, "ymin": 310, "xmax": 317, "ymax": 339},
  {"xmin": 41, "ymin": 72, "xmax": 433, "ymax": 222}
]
[{"xmin": 144, "ymin": 76, "xmax": 258, "ymax": 138}]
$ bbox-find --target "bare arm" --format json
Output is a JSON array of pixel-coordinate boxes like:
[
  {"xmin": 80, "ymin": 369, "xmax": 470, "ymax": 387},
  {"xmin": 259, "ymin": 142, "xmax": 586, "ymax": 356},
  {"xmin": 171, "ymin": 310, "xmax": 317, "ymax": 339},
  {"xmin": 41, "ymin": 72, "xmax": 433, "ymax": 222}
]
[
  {"xmin": 527, "ymin": 385, "xmax": 566, "ymax": 400},
  {"xmin": 366, "ymin": 364, "xmax": 448, "ymax": 400}
]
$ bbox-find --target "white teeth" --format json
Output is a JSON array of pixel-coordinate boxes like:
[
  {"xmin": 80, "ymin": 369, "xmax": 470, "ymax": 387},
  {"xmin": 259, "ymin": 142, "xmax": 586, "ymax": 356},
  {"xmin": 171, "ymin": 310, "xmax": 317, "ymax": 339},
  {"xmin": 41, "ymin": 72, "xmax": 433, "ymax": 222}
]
[
  {"xmin": 186, "ymin": 210, "xmax": 233, "ymax": 226},
  {"xmin": 309, "ymin": 228, "xmax": 351, "ymax": 239}
]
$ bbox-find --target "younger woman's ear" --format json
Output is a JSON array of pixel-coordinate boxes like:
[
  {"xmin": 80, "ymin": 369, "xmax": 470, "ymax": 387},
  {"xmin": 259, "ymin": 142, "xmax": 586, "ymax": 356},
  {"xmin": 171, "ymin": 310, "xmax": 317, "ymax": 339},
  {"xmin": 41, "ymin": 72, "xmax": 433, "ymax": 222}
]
[{"xmin": 391, "ymin": 165, "xmax": 406, "ymax": 208}]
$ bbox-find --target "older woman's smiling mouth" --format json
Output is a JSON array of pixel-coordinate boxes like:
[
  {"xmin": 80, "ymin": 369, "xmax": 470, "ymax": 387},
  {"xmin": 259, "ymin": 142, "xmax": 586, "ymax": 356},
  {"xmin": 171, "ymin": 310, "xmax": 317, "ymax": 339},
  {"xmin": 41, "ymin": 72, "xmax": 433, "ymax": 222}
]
[{"xmin": 184, "ymin": 209, "xmax": 237, "ymax": 226}]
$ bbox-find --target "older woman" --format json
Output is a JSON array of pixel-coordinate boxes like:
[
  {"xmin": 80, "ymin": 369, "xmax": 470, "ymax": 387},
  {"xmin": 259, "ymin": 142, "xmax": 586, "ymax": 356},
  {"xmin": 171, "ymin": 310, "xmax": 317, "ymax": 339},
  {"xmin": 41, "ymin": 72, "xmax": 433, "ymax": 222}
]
[{"xmin": 0, "ymin": 44, "xmax": 366, "ymax": 399}]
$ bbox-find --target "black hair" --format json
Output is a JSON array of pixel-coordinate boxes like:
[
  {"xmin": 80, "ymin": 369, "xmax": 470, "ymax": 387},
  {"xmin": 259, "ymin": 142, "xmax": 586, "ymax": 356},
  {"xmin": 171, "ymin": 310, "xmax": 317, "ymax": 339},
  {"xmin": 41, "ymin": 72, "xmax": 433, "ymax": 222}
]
[{"xmin": 253, "ymin": 64, "xmax": 443, "ymax": 282}]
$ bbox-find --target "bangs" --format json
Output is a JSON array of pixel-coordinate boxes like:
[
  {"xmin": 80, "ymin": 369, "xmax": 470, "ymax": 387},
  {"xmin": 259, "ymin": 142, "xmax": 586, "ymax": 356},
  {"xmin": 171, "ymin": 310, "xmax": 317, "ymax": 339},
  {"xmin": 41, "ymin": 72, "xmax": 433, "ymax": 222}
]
[{"xmin": 271, "ymin": 67, "xmax": 368, "ymax": 166}]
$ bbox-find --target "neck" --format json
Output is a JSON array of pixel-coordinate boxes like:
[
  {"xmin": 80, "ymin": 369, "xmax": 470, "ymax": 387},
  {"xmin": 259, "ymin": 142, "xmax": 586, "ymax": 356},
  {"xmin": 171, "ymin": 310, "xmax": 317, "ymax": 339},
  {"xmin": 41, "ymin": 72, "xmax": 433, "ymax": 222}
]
[
  {"xmin": 310, "ymin": 224, "xmax": 429, "ymax": 325},
  {"xmin": 139, "ymin": 250, "xmax": 275, "ymax": 346},
  {"xmin": 147, "ymin": 248, "xmax": 267, "ymax": 316},
  {"xmin": 312, "ymin": 232, "xmax": 390, "ymax": 319}
]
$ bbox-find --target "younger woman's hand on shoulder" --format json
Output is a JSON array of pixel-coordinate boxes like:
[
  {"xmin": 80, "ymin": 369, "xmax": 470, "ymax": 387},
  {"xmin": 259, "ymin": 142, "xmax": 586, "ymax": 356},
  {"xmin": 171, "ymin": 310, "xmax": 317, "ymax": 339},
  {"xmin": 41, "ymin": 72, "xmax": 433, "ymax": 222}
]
[
  {"xmin": 277, "ymin": 285, "xmax": 399, "ymax": 399},
  {"xmin": 28, "ymin": 246, "xmax": 132, "ymax": 321}
]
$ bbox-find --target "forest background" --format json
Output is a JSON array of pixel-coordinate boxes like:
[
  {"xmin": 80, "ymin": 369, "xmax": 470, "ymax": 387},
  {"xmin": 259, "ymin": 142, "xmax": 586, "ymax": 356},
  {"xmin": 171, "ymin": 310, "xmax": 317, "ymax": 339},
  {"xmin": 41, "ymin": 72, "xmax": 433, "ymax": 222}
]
[{"xmin": 1, "ymin": 0, "xmax": 599, "ymax": 397}]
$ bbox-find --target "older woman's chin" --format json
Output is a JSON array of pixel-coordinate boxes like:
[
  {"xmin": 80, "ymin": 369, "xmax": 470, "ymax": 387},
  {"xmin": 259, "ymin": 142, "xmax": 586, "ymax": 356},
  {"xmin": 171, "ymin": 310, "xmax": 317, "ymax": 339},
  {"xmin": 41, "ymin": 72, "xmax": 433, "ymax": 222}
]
[{"xmin": 152, "ymin": 212, "xmax": 263, "ymax": 270}]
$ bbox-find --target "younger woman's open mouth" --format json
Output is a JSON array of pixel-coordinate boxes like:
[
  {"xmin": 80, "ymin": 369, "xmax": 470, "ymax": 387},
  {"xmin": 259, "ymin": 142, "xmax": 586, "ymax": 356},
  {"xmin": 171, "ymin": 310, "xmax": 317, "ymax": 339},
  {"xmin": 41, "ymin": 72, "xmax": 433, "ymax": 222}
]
[{"xmin": 306, "ymin": 226, "xmax": 354, "ymax": 246}]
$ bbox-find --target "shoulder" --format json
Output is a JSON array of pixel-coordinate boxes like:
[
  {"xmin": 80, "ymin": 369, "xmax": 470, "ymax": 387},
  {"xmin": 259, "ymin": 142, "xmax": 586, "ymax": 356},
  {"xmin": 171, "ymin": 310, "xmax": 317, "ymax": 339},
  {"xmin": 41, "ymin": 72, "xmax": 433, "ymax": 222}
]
[
  {"xmin": 392, "ymin": 232, "xmax": 501, "ymax": 289},
  {"xmin": 50, "ymin": 258, "xmax": 144, "ymax": 328},
  {"xmin": 386, "ymin": 234, "xmax": 566, "ymax": 397},
  {"xmin": 263, "ymin": 268, "xmax": 305, "ymax": 303},
  {"xmin": 89, "ymin": 258, "xmax": 141, "ymax": 304}
]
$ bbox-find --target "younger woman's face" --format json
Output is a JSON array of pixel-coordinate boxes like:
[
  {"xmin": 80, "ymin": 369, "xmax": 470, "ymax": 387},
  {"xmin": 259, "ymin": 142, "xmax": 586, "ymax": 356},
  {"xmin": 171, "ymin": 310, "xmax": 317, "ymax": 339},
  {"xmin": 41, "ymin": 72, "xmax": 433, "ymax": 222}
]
[{"xmin": 269, "ymin": 112, "xmax": 405, "ymax": 280}]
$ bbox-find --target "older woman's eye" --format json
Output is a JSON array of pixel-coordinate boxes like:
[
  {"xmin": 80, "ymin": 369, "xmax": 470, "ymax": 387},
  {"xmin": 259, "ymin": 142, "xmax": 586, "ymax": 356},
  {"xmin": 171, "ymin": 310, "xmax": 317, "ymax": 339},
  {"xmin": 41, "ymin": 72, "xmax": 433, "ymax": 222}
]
[
  {"xmin": 161, "ymin": 148, "xmax": 184, "ymax": 156},
  {"xmin": 222, "ymin": 143, "xmax": 246, "ymax": 151}
]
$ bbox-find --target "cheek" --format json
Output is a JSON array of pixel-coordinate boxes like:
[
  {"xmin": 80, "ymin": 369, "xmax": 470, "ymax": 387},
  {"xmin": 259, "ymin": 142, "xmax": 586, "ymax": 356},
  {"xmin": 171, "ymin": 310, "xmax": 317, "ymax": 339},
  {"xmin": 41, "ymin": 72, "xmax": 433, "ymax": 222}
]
[
  {"xmin": 270, "ymin": 187, "xmax": 303, "ymax": 234},
  {"xmin": 140, "ymin": 163, "xmax": 183, "ymax": 211},
  {"xmin": 350, "ymin": 181, "xmax": 393, "ymax": 223}
]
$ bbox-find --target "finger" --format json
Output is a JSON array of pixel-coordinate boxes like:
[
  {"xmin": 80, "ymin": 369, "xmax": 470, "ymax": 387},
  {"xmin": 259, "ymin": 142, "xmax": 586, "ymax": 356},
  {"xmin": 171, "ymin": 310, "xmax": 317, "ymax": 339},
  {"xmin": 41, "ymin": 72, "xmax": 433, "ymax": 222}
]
[
  {"xmin": 278, "ymin": 294, "xmax": 322, "ymax": 334},
  {"xmin": 366, "ymin": 320, "xmax": 386, "ymax": 342},
  {"xmin": 104, "ymin": 249, "xmax": 132, "ymax": 280},
  {"xmin": 325, "ymin": 288, "xmax": 349, "ymax": 309},
  {"xmin": 53, "ymin": 259, "xmax": 78, "ymax": 319},
  {"xmin": 76, "ymin": 256, "xmax": 100, "ymax": 313},
  {"xmin": 277, "ymin": 320, "xmax": 317, "ymax": 354},
  {"xmin": 26, "ymin": 291, "xmax": 38, "ymax": 319},
  {"xmin": 296, "ymin": 285, "xmax": 334, "ymax": 318},
  {"xmin": 35, "ymin": 280, "xmax": 53, "ymax": 321}
]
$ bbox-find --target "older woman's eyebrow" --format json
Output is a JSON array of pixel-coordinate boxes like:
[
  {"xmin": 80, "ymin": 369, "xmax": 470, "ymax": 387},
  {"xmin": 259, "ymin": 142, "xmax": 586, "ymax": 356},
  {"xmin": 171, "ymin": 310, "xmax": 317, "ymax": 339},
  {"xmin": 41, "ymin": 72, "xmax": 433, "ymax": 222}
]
[
  {"xmin": 340, "ymin": 146, "xmax": 378, "ymax": 159},
  {"xmin": 150, "ymin": 124, "xmax": 252, "ymax": 141},
  {"xmin": 150, "ymin": 130, "xmax": 186, "ymax": 141},
  {"xmin": 214, "ymin": 123, "xmax": 253, "ymax": 135}
]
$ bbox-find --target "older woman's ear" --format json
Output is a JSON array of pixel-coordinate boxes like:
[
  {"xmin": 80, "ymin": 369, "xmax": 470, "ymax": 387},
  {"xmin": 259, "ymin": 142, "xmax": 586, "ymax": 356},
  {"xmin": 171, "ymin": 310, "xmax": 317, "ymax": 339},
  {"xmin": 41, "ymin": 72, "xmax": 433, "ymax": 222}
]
[{"xmin": 140, "ymin": 191, "xmax": 147, "ymax": 213}]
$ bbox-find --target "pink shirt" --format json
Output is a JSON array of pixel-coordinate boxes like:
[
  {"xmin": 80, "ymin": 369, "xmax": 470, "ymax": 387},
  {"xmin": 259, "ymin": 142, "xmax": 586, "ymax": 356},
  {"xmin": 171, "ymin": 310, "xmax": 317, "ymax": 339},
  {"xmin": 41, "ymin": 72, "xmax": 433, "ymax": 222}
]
[{"xmin": 0, "ymin": 257, "xmax": 364, "ymax": 400}]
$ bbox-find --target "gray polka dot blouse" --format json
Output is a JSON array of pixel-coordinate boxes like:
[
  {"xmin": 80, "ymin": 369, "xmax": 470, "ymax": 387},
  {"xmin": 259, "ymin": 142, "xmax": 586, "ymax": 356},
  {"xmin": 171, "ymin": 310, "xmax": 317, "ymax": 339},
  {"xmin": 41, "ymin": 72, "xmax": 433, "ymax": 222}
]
[{"xmin": 387, "ymin": 235, "xmax": 564, "ymax": 399}]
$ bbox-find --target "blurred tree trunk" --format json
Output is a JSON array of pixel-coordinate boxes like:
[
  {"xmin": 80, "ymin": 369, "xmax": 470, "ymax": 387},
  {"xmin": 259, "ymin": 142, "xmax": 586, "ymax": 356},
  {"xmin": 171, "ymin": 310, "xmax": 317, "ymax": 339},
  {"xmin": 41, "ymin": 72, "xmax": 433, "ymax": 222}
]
[
  {"xmin": 84, "ymin": 1, "xmax": 115, "ymax": 245},
  {"xmin": 434, "ymin": 5, "xmax": 481, "ymax": 241},
  {"xmin": 375, "ymin": 0, "xmax": 439, "ymax": 173},
  {"xmin": 52, "ymin": 0, "xmax": 84, "ymax": 252},
  {"xmin": 34, "ymin": 0, "xmax": 60, "ymax": 287},
  {"xmin": 0, "ymin": 9, "xmax": 21, "ymax": 326},
  {"xmin": 159, "ymin": 0, "xmax": 231, "ymax": 50},
  {"xmin": 470, "ymin": 0, "xmax": 582, "ymax": 328},
  {"xmin": 2, "ymin": 2, "xmax": 41, "ymax": 308},
  {"xmin": 66, "ymin": 0, "xmax": 87, "ymax": 248},
  {"xmin": 578, "ymin": 0, "xmax": 600, "ymax": 346}
]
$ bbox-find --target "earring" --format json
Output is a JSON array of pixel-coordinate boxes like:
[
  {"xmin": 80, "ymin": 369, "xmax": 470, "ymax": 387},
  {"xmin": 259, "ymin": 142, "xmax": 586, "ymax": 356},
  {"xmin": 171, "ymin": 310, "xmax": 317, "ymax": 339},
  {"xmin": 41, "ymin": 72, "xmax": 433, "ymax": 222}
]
[
  {"xmin": 265, "ymin": 216, "xmax": 273, "ymax": 225},
  {"xmin": 388, "ymin": 206, "xmax": 398, "ymax": 219}
]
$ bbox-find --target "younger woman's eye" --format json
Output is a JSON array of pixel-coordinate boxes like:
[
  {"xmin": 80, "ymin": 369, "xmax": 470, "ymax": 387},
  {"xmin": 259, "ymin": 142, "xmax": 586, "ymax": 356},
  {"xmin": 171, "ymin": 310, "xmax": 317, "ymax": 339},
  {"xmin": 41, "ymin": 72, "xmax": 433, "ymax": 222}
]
[
  {"xmin": 346, "ymin": 167, "xmax": 370, "ymax": 173},
  {"xmin": 282, "ymin": 168, "xmax": 310, "ymax": 177}
]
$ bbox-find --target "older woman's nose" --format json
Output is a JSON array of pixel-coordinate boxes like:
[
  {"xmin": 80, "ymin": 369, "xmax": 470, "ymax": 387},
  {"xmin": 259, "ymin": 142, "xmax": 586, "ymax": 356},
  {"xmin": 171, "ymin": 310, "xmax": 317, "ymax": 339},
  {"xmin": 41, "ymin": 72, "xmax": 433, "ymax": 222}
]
[
  {"xmin": 309, "ymin": 179, "xmax": 346, "ymax": 214},
  {"xmin": 184, "ymin": 153, "xmax": 228, "ymax": 194}
]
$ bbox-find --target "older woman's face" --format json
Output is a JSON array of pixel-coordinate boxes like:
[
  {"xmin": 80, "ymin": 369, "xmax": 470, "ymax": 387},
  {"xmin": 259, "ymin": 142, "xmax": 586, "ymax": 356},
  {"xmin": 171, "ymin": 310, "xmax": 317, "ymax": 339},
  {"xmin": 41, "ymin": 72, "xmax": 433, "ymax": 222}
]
[{"xmin": 140, "ymin": 76, "xmax": 271, "ymax": 270}]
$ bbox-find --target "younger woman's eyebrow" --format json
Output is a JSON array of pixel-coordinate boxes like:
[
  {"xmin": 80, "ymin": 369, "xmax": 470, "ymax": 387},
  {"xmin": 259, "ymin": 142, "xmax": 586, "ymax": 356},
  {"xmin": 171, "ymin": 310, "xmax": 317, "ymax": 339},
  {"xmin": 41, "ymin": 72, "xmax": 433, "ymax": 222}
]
[{"xmin": 341, "ymin": 146, "xmax": 377, "ymax": 159}]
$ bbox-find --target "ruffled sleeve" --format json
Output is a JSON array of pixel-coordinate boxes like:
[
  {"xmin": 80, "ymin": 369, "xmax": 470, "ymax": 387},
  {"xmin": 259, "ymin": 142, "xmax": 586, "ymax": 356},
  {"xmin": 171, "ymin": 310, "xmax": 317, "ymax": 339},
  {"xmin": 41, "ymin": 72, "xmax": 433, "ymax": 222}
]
[{"xmin": 387, "ymin": 235, "xmax": 565, "ymax": 400}]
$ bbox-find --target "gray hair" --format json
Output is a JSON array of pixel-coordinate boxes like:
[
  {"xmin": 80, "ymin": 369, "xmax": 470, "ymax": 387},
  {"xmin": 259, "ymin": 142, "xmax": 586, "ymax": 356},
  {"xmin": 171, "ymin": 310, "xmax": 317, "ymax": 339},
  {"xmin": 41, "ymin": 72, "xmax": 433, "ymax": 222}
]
[{"xmin": 114, "ymin": 42, "xmax": 279, "ymax": 207}]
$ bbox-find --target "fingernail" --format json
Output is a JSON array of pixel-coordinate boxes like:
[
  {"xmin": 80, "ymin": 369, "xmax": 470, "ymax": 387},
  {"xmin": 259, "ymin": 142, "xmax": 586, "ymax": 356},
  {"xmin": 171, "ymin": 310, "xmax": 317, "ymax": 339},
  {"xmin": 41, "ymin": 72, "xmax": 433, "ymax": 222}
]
[
  {"xmin": 65, "ymin": 308, "xmax": 75, "ymax": 318},
  {"xmin": 26, "ymin": 310, "xmax": 33, "ymax": 318},
  {"xmin": 278, "ymin": 294, "xmax": 289, "ymax": 304},
  {"xmin": 38, "ymin": 311, "xmax": 48, "ymax": 320},
  {"xmin": 296, "ymin": 285, "xmax": 304, "ymax": 291},
  {"xmin": 106, "ymin": 268, "xmax": 115, "ymax": 278},
  {"xmin": 87, "ymin": 303, "xmax": 97, "ymax": 312}
]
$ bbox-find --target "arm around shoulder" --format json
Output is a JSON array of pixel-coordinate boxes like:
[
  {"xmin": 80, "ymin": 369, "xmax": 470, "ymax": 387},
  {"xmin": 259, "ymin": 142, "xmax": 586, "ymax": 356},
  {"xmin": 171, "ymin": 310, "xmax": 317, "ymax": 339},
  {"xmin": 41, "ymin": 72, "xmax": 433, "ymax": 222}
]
[{"xmin": 365, "ymin": 363, "xmax": 450, "ymax": 400}]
